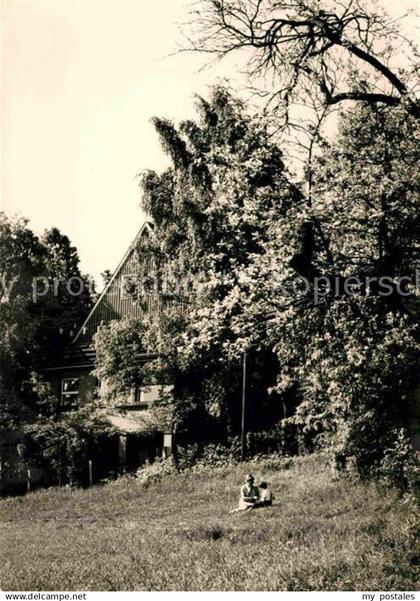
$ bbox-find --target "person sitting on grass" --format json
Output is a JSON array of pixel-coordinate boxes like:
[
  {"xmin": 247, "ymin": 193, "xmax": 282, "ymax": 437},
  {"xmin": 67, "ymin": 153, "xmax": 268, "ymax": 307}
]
[
  {"xmin": 230, "ymin": 474, "xmax": 259, "ymax": 512},
  {"xmin": 257, "ymin": 481, "xmax": 274, "ymax": 506}
]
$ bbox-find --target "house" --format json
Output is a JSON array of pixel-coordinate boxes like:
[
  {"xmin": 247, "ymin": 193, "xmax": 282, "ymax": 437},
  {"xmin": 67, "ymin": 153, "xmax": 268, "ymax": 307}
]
[{"xmin": 41, "ymin": 221, "xmax": 174, "ymax": 475}]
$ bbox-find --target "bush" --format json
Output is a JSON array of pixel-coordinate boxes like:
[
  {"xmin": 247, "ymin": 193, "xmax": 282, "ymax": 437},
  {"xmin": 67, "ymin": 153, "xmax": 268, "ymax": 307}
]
[
  {"xmin": 197, "ymin": 439, "xmax": 242, "ymax": 467},
  {"xmin": 253, "ymin": 423, "xmax": 302, "ymax": 456},
  {"xmin": 173, "ymin": 437, "xmax": 242, "ymax": 471},
  {"xmin": 24, "ymin": 406, "xmax": 115, "ymax": 486},
  {"xmin": 378, "ymin": 429, "xmax": 419, "ymax": 491},
  {"xmin": 136, "ymin": 457, "xmax": 176, "ymax": 487},
  {"xmin": 173, "ymin": 425, "xmax": 306, "ymax": 472}
]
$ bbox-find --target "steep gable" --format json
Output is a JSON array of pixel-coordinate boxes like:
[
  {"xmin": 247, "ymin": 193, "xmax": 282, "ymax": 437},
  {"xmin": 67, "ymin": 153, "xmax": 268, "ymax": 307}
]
[{"xmin": 72, "ymin": 222, "xmax": 153, "ymax": 346}]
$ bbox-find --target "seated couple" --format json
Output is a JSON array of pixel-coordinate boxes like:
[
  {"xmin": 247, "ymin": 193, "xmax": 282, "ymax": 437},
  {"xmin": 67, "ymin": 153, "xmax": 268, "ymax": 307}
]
[{"xmin": 230, "ymin": 474, "xmax": 274, "ymax": 512}]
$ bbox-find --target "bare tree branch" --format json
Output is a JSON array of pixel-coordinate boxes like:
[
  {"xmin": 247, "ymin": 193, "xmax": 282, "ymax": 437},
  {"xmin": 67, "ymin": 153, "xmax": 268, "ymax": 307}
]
[{"xmin": 185, "ymin": 0, "xmax": 419, "ymax": 120}]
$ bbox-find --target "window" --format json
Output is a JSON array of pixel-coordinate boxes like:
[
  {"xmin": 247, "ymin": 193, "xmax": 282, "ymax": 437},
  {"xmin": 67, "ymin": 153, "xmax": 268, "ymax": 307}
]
[
  {"xmin": 61, "ymin": 377, "xmax": 79, "ymax": 408},
  {"xmin": 120, "ymin": 274, "xmax": 137, "ymax": 299},
  {"xmin": 126, "ymin": 386, "xmax": 146, "ymax": 407},
  {"xmin": 133, "ymin": 385, "xmax": 142, "ymax": 404}
]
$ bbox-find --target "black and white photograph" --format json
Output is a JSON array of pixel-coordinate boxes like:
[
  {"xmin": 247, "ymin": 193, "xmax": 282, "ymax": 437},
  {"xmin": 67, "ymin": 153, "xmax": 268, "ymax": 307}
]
[{"xmin": 0, "ymin": 0, "xmax": 419, "ymax": 595}]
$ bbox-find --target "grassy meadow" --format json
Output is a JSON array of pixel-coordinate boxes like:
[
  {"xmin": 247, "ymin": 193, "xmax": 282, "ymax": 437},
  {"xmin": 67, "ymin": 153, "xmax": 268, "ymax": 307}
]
[{"xmin": 1, "ymin": 455, "xmax": 418, "ymax": 591}]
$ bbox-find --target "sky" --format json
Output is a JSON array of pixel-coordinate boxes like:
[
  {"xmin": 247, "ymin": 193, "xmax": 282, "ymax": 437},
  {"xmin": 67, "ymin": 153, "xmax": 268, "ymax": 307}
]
[{"xmin": 1, "ymin": 0, "xmax": 417, "ymax": 287}]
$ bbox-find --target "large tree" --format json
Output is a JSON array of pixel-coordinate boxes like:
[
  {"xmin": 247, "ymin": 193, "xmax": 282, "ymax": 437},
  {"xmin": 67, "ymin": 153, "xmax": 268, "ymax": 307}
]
[
  {"xmin": 37, "ymin": 227, "xmax": 93, "ymax": 361},
  {"xmin": 0, "ymin": 213, "xmax": 46, "ymax": 426},
  {"xmin": 95, "ymin": 87, "xmax": 298, "ymax": 436},
  {"xmin": 227, "ymin": 103, "xmax": 420, "ymax": 477},
  {"xmin": 0, "ymin": 214, "xmax": 94, "ymax": 428}
]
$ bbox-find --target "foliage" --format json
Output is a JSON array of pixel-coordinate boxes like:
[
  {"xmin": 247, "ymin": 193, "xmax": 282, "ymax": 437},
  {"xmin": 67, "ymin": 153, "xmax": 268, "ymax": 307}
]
[
  {"xmin": 187, "ymin": 103, "xmax": 420, "ymax": 481},
  {"xmin": 101, "ymin": 269, "xmax": 113, "ymax": 287},
  {"xmin": 207, "ymin": 103, "xmax": 419, "ymax": 480},
  {"xmin": 141, "ymin": 88, "xmax": 297, "ymax": 430},
  {"xmin": 94, "ymin": 316, "xmax": 149, "ymax": 402},
  {"xmin": 24, "ymin": 404, "xmax": 115, "ymax": 486},
  {"xmin": 0, "ymin": 213, "xmax": 47, "ymax": 427},
  {"xmin": 39, "ymin": 227, "xmax": 93, "ymax": 351},
  {"xmin": 94, "ymin": 87, "xmax": 295, "ymax": 434},
  {"xmin": 26, "ymin": 372, "xmax": 61, "ymax": 419},
  {"xmin": 94, "ymin": 88, "xmax": 419, "ymax": 482},
  {"xmin": 311, "ymin": 105, "xmax": 419, "ymax": 283},
  {"xmin": 273, "ymin": 299, "xmax": 419, "ymax": 477},
  {"xmin": 174, "ymin": 438, "xmax": 242, "ymax": 471},
  {"xmin": 378, "ymin": 428, "xmax": 419, "ymax": 491},
  {"xmin": 252, "ymin": 425, "xmax": 301, "ymax": 456},
  {"xmin": 0, "ymin": 214, "xmax": 97, "ymax": 490},
  {"xmin": 174, "ymin": 429, "xmax": 300, "ymax": 471},
  {"xmin": 135, "ymin": 457, "xmax": 176, "ymax": 487},
  {"xmin": 280, "ymin": 106, "xmax": 419, "ymax": 477},
  {"xmin": 0, "ymin": 214, "xmax": 94, "ymax": 430}
]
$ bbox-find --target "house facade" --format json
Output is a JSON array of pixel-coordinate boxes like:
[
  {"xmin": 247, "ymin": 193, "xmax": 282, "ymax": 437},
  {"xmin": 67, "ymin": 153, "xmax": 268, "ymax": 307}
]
[{"xmin": 41, "ymin": 222, "xmax": 174, "ymax": 473}]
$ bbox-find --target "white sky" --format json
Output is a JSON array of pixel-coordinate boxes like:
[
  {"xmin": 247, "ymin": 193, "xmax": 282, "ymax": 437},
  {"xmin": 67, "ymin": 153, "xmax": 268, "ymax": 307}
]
[{"xmin": 1, "ymin": 0, "xmax": 417, "ymax": 286}]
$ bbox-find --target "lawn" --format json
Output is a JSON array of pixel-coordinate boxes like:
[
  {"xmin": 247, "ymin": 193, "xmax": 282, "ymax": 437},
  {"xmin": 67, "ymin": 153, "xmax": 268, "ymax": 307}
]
[{"xmin": 1, "ymin": 454, "xmax": 418, "ymax": 591}]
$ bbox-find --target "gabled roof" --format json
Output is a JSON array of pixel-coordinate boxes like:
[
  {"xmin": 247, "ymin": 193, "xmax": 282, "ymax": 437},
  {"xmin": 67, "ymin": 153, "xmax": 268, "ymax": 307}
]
[{"xmin": 72, "ymin": 221, "xmax": 153, "ymax": 345}]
